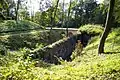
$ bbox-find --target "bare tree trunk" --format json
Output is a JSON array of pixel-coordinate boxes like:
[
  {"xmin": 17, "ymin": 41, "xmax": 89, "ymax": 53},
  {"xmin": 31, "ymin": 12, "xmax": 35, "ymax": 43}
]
[
  {"xmin": 74, "ymin": 0, "xmax": 78, "ymax": 27},
  {"xmin": 7, "ymin": 8, "xmax": 10, "ymax": 18},
  {"xmin": 52, "ymin": 0, "xmax": 59, "ymax": 28},
  {"xmin": 15, "ymin": 0, "xmax": 20, "ymax": 22},
  {"xmin": 50, "ymin": 7, "xmax": 53, "ymax": 29},
  {"xmin": 98, "ymin": 0, "xmax": 115, "ymax": 54},
  {"xmin": 66, "ymin": 0, "xmax": 72, "ymax": 36},
  {"xmin": 61, "ymin": 0, "xmax": 65, "ymax": 28}
]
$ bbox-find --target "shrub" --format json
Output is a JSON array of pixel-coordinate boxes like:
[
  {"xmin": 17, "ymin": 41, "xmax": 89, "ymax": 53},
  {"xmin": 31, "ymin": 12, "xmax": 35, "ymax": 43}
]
[
  {"xmin": 78, "ymin": 24, "xmax": 104, "ymax": 35},
  {"xmin": 0, "ymin": 44, "xmax": 7, "ymax": 55}
]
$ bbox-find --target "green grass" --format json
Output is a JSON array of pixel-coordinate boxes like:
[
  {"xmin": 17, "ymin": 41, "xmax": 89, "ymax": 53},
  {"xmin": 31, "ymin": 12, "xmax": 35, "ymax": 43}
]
[
  {"xmin": 0, "ymin": 20, "xmax": 44, "ymax": 33},
  {"xmin": 0, "ymin": 20, "xmax": 64, "ymax": 51},
  {"xmin": 0, "ymin": 20, "xmax": 63, "ymax": 50},
  {"xmin": 0, "ymin": 30, "xmax": 63, "ymax": 51},
  {"xmin": 0, "ymin": 26, "xmax": 120, "ymax": 80}
]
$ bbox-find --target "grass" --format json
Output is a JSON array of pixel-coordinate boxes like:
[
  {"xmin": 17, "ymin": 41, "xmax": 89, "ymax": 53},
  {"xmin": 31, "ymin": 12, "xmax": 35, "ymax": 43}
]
[
  {"xmin": 0, "ymin": 20, "xmax": 44, "ymax": 33},
  {"xmin": 0, "ymin": 30, "xmax": 63, "ymax": 51},
  {"xmin": 0, "ymin": 20, "xmax": 65, "ymax": 51},
  {"xmin": 0, "ymin": 26, "xmax": 120, "ymax": 79}
]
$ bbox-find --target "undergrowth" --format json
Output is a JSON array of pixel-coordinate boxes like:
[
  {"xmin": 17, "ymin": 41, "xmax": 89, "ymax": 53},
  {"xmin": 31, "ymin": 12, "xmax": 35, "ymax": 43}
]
[{"xmin": 0, "ymin": 26, "xmax": 120, "ymax": 80}]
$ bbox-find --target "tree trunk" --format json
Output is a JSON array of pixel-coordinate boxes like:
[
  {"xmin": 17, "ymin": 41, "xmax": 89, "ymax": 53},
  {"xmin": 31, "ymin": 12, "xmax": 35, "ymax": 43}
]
[
  {"xmin": 61, "ymin": 0, "xmax": 65, "ymax": 28},
  {"xmin": 52, "ymin": 0, "xmax": 59, "ymax": 27},
  {"xmin": 7, "ymin": 8, "xmax": 10, "ymax": 18},
  {"xmin": 66, "ymin": 0, "xmax": 72, "ymax": 36},
  {"xmin": 15, "ymin": 0, "xmax": 20, "ymax": 22},
  {"xmin": 98, "ymin": 0, "xmax": 115, "ymax": 54}
]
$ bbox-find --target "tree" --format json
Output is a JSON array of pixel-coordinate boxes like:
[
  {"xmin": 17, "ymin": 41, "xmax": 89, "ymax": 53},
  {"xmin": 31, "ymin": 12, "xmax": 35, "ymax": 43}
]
[
  {"xmin": 52, "ymin": 0, "xmax": 60, "ymax": 27},
  {"xmin": 61, "ymin": 0, "xmax": 65, "ymax": 28},
  {"xmin": 15, "ymin": 0, "xmax": 21, "ymax": 22},
  {"xmin": 72, "ymin": 0, "xmax": 98, "ymax": 27},
  {"xmin": 0, "ymin": 0, "xmax": 8, "ymax": 20},
  {"xmin": 114, "ymin": 0, "xmax": 120, "ymax": 23},
  {"xmin": 93, "ymin": 3, "xmax": 107, "ymax": 25},
  {"xmin": 101, "ymin": 0, "xmax": 120, "ymax": 27},
  {"xmin": 6, "ymin": 0, "xmax": 16, "ymax": 18},
  {"xmin": 33, "ymin": 11, "xmax": 41, "ymax": 24},
  {"xmin": 66, "ymin": 0, "xmax": 72, "ymax": 36},
  {"xmin": 98, "ymin": 0, "xmax": 115, "ymax": 54},
  {"xmin": 40, "ymin": 11, "xmax": 49, "ymax": 26},
  {"xmin": 0, "ymin": 0, "xmax": 8, "ymax": 10},
  {"xmin": 19, "ymin": 9, "xmax": 30, "ymax": 20}
]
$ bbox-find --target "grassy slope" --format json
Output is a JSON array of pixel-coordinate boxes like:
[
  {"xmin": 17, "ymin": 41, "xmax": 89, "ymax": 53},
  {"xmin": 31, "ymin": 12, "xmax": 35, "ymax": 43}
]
[
  {"xmin": 0, "ymin": 20, "xmax": 63, "ymax": 50},
  {"xmin": 40, "ymin": 27, "xmax": 120, "ymax": 80},
  {"xmin": 0, "ymin": 30, "xmax": 63, "ymax": 50},
  {"xmin": 0, "ymin": 26, "xmax": 120, "ymax": 79},
  {"xmin": 0, "ymin": 20, "xmax": 44, "ymax": 33}
]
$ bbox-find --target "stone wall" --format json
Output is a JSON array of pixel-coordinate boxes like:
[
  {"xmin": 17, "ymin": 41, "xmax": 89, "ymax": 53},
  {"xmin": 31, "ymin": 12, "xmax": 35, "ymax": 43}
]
[{"xmin": 30, "ymin": 35, "xmax": 79, "ymax": 64}]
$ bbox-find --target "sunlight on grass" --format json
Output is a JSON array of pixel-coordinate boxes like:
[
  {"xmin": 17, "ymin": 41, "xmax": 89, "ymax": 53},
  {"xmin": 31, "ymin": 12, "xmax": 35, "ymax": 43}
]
[{"xmin": 0, "ymin": 26, "xmax": 120, "ymax": 80}]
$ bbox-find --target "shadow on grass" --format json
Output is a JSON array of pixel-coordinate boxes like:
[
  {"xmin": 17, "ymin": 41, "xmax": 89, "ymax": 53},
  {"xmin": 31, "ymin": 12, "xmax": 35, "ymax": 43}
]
[
  {"xmin": 34, "ymin": 60, "xmax": 53, "ymax": 68},
  {"xmin": 104, "ymin": 52, "xmax": 120, "ymax": 54}
]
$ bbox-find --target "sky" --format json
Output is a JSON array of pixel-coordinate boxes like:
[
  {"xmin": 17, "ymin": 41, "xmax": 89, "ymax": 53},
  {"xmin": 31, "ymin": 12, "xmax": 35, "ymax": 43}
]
[
  {"xmin": 30, "ymin": 0, "xmax": 104, "ymax": 13},
  {"xmin": 14, "ymin": 0, "xmax": 104, "ymax": 14},
  {"xmin": 27, "ymin": 0, "xmax": 71, "ymax": 13}
]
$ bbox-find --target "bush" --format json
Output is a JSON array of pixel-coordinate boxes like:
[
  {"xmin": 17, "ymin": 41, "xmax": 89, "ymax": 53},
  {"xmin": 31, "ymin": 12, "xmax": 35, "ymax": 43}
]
[
  {"xmin": 0, "ymin": 44, "xmax": 7, "ymax": 55},
  {"xmin": 78, "ymin": 24, "xmax": 104, "ymax": 35}
]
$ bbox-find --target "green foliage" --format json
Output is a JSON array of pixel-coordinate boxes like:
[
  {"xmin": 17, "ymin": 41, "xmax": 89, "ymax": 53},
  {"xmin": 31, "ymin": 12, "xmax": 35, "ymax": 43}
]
[
  {"xmin": 72, "ymin": 0, "xmax": 102, "ymax": 27},
  {"xmin": 78, "ymin": 24, "xmax": 104, "ymax": 35},
  {"xmin": 0, "ymin": 20, "xmax": 45, "ymax": 50},
  {"xmin": 0, "ymin": 20, "xmax": 43, "ymax": 32},
  {"xmin": 0, "ymin": 50, "xmax": 36, "ymax": 80},
  {"xmin": 0, "ymin": 30, "xmax": 63, "ymax": 50},
  {"xmin": 114, "ymin": 0, "xmax": 120, "ymax": 23},
  {"xmin": 0, "ymin": 25, "xmax": 120, "ymax": 80},
  {"xmin": 102, "ymin": 0, "xmax": 120, "ymax": 27},
  {"xmin": 38, "ymin": 6, "xmax": 61, "ymax": 27},
  {"xmin": 71, "ymin": 41, "xmax": 83, "ymax": 60},
  {"xmin": 0, "ymin": 0, "xmax": 8, "ymax": 9},
  {"xmin": 0, "ymin": 44, "xmax": 7, "ymax": 55},
  {"xmin": 19, "ymin": 9, "xmax": 30, "ymax": 20},
  {"xmin": 34, "ymin": 12, "xmax": 41, "ymax": 24},
  {"xmin": 0, "ymin": 20, "xmax": 63, "ymax": 50}
]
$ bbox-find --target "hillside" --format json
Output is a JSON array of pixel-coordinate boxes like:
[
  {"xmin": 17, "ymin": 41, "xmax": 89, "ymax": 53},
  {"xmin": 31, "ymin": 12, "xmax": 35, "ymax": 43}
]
[
  {"xmin": 0, "ymin": 26, "xmax": 120, "ymax": 79},
  {"xmin": 0, "ymin": 20, "xmax": 64, "ymax": 51},
  {"xmin": 0, "ymin": 20, "xmax": 43, "ymax": 33}
]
